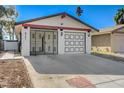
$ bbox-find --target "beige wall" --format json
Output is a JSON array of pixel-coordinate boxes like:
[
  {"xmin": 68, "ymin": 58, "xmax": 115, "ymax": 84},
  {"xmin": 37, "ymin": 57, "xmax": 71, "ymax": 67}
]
[
  {"xmin": 92, "ymin": 34, "xmax": 111, "ymax": 52},
  {"xmin": 111, "ymin": 28, "xmax": 124, "ymax": 53},
  {"xmin": 15, "ymin": 15, "xmax": 98, "ymax": 32},
  {"xmin": 111, "ymin": 33, "xmax": 124, "ymax": 53}
]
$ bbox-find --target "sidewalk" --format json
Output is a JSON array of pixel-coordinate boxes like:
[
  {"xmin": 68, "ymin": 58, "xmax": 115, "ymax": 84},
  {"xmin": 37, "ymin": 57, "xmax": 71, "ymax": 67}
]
[
  {"xmin": 111, "ymin": 53, "xmax": 124, "ymax": 58},
  {"xmin": 92, "ymin": 52, "xmax": 124, "ymax": 62}
]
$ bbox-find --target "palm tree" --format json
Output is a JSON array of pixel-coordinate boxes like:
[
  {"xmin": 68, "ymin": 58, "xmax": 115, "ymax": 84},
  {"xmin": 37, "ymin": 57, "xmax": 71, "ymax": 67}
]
[
  {"xmin": 76, "ymin": 6, "xmax": 83, "ymax": 16},
  {"xmin": 114, "ymin": 8, "xmax": 124, "ymax": 25},
  {"xmin": 0, "ymin": 5, "xmax": 18, "ymax": 40}
]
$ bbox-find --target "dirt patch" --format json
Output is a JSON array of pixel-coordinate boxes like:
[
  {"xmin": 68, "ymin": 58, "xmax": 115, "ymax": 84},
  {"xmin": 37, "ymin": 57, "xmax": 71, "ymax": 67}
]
[{"xmin": 0, "ymin": 59, "xmax": 32, "ymax": 88}]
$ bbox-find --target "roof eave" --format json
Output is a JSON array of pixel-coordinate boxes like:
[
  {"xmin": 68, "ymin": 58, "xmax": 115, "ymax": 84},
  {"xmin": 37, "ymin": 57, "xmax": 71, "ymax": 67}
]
[{"xmin": 22, "ymin": 23, "xmax": 91, "ymax": 32}]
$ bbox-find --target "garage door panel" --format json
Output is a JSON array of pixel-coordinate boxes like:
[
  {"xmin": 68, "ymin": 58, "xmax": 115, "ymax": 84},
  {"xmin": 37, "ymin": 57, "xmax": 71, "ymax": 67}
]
[
  {"xmin": 64, "ymin": 32, "xmax": 85, "ymax": 54},
  {"xmin": 65, "ymin": 47, "xmax": 84, "ymax": 53},
  {"xmin": 112, "ymin": 34, "xmax": 124, "ymax": 52}
]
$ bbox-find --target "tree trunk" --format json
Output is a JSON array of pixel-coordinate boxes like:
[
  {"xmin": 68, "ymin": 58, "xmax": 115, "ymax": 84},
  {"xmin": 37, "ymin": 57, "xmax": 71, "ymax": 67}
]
[
  {"xmin": 9, "ymin": 33, "xmax": 12, "ymax": 40},
  {"xmin": 12, "ymin": 27, "xmax": 15, "ymax": 40},
  {"xmin": 12, "ymin": 32, "xmax": 14, "ymax": 40}
]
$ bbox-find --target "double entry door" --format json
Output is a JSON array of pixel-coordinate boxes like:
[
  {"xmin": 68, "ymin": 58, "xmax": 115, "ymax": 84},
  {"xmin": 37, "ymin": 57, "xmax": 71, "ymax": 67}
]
[{"xmin": 30, "ymin": 29, "xmax": 58, "ymax": 55}]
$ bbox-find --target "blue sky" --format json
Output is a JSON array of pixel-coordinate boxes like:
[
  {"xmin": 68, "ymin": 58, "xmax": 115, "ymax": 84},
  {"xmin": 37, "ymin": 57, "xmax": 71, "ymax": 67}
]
[{"xmin": 16, "ymin": 5, "xmax": 124, "ymax": 29}]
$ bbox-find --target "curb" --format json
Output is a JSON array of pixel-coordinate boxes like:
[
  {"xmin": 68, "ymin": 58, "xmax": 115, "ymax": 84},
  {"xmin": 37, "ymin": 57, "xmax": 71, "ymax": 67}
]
[{"xmin": 92, "ymin": 53, "xmax": 124, "ymax": 62}]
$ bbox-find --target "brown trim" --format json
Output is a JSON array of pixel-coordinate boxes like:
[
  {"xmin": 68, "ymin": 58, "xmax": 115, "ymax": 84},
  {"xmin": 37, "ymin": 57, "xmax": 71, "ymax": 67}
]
[{"xmin": 22, "ymin": 24, "xmax": 91, "ymax": 32}]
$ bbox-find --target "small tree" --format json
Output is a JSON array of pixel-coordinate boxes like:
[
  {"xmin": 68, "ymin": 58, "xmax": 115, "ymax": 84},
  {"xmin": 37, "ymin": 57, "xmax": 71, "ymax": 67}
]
[
  {"xmin": 0, "ymin": 5, "xmax": 18, "ymax": 40},
  {"xmin": 114, "ymin": 8, "xmax": 124, "ymax": 25}
]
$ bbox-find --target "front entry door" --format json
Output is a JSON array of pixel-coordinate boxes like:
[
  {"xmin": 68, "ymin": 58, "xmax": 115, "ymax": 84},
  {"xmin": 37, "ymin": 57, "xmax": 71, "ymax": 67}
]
[{"xmin": 30, "ymin": 29, "xmax": 58, "ymax": 55}]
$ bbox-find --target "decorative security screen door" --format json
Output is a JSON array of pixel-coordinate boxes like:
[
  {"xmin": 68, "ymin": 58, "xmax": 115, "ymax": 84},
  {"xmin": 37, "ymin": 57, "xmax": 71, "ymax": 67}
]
[
  {"xmin": 30, "ymin": 29, "xmax": 58, "ymax": 55},
  {"xmin": 44, "ymin": 32, "xmax": 58, "ymax": 54}
]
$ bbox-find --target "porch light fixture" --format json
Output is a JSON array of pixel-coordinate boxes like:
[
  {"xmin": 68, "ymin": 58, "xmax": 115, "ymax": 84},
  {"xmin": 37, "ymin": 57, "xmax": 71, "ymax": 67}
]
[{"xmin": 60, "ymin": 29, "xmax": 63, "ymax": 31}]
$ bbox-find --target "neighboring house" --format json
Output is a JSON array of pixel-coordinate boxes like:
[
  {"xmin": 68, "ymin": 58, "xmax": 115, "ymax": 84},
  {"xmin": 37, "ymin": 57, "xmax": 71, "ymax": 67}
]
[
  {"xmin": 15, "ymin": 12, "xmax": 98, "ymax": 56},
  {"xmin": 92, "ymin": 24, "xmax": 124, "ymax": 53}
]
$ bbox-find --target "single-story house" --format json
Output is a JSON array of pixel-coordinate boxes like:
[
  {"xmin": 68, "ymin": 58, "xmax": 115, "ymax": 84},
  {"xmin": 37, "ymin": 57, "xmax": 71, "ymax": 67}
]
[
  {"xmin": 15, "ymin": 12, "xmax": 98, "ymax": 56},
  {"xmin": 92, "ymin": 24, "xmax": 124, "ymax": 53}
]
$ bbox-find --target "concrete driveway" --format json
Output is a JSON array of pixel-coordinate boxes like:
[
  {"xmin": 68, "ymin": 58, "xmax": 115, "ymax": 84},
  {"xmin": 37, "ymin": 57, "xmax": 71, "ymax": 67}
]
[{"xmin": 26, "ymin": 54, "xmax": 124, "ymax": 75}]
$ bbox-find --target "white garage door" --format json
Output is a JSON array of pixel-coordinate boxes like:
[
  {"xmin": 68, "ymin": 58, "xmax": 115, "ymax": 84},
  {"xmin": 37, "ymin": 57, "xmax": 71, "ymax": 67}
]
[{"xmin": 64, "ymin": 32, "xmax": 86, "ymax": 53}]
